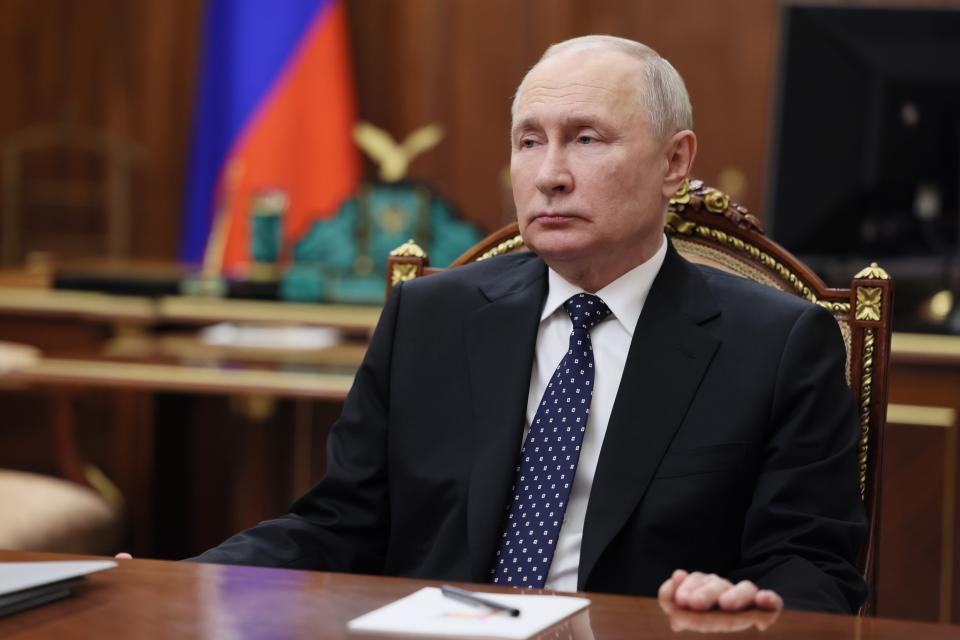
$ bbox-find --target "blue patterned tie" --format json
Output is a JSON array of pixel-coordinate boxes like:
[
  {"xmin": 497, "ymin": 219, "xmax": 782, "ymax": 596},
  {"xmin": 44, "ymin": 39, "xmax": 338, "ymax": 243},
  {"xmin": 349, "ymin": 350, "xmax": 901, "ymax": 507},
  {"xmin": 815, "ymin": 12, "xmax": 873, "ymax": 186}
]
[{"xmin": 491, "ymin": 293, "xmax": 612, "ymax": 588}]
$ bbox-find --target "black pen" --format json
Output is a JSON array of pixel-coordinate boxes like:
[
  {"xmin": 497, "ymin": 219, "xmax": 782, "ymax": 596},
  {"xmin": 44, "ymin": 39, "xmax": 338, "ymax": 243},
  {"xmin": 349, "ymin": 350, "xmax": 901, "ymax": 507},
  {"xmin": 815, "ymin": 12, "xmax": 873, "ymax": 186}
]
[{"xmin": 440, "ymin": 585, "xmax": 522, "ymax": 617}]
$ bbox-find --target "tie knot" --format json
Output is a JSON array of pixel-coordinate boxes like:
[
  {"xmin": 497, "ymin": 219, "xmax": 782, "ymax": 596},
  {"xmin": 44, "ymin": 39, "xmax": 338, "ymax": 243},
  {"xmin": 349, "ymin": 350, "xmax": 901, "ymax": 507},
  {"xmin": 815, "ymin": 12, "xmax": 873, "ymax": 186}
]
[{"xmin": 563, "ymin": 293, "xmax": 611, "ymax": 332}]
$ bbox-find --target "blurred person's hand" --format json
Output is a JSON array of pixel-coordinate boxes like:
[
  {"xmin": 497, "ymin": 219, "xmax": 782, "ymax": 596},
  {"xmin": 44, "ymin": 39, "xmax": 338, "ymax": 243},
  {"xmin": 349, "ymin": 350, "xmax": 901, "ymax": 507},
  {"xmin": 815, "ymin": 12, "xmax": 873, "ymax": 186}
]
[{"xmin": 115, "ymin": 553, "xmax": 132, "ymax": 559}]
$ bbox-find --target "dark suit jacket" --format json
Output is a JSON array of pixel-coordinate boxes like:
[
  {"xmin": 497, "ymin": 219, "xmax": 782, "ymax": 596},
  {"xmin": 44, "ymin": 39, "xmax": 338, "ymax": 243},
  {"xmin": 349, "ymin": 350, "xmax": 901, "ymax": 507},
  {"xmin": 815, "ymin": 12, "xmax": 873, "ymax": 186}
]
[{"xmin": 192, "ymin": 243, "xmax": 867, "ymax": 613}]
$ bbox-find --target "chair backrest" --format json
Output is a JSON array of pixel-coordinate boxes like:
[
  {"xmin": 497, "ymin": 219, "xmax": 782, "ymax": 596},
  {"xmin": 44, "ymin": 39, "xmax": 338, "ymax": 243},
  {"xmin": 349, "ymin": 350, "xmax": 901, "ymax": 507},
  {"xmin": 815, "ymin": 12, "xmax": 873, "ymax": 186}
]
[
  {"xmin": 385, "ymin": 178, "xmax": 894, "ymax": 615},
  {"xmin": 1, "ymin": 124, "xmax": 144, "ymax": 266}
]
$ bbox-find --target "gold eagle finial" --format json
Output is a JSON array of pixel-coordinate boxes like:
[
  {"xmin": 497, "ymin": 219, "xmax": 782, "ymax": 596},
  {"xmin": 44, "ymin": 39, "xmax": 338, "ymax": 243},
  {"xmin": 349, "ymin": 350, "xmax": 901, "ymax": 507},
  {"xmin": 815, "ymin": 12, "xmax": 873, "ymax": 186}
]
[{"xmin": 353, "ymin": 121, "xmax": 445, "ymax": 182}]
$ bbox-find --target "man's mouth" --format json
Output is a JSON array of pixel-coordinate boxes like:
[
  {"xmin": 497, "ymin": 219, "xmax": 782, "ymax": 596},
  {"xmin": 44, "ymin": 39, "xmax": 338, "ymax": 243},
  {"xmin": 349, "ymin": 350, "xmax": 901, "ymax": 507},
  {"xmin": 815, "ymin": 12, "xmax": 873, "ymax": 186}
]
[{"xmin": 534, "ymin": 212, "xmax": 580, "ymax": 223}]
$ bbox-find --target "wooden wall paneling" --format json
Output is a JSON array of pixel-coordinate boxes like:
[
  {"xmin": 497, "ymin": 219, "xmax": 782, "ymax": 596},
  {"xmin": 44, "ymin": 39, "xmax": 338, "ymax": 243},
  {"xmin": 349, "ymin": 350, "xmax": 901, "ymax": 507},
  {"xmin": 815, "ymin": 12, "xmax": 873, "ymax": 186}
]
[
  {"xmin": 0, "ymin": 0, "xmax": 201, "ymax": 263},
  {"xmin": 349, "ymin": 0, "xmax": 450, "ymax": 191},
  {"xmin": 521, "ymin": 0, "xmax": 578, "ymax": 55},
  {"xmin": 129, "ymin": 0, "xmax": 204, "ymax": 259},
  {"xmin": 878, "ymin": 405, "xmax": 958, "ymax": 622},
  {"xmin": 347, "ymin": 0, "xmax": 396, "ymax": 179},
  {"xmin": 442, "ymin": 0, "xmax": 528, "ymax": 232},
  {"xmin": 888, "ymin": 359, "xmax": 960, "ymax": 622},
  {"xmin": 388, "ymin": 0, "xmax": 447, "ymax": 184},
  {"xmin": 8, "ymin": 0, "xmax": 960, "ymax": 260}
]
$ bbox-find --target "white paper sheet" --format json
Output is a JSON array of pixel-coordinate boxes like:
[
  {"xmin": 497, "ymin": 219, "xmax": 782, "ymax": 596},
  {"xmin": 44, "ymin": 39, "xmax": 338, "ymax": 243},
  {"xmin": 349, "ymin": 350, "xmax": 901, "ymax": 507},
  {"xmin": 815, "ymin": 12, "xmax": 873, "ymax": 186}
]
[
  {"xmin": 200, "ymin": 323, "xmax": 340, "ymax": 350},
  {"xmin": 0, "ymin": 561, "xmax": 117, "ymax": 596},
  {"xmin": 347, "ymin": 587, "xmax": 590, "ymax": 639}
]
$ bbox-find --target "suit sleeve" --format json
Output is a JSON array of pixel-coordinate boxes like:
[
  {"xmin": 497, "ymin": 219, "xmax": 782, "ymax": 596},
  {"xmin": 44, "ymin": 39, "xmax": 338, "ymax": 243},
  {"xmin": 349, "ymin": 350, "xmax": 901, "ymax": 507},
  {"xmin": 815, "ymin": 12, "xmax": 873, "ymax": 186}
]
[
  {"xmin": 729, "ymin": 304, "xmax": 868, "ymax": 613},
  {"xmin": 187, "ymin": 284, "xmax": 403, "ymax": 572}
]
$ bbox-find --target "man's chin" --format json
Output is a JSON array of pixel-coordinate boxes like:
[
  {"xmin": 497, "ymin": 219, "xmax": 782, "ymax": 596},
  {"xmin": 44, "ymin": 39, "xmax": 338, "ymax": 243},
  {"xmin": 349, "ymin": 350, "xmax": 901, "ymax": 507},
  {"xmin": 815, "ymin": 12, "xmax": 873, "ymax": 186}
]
[
  {"xmin": 522, "ymin": 229, "xmax": 590, "ymax": 261},
  {"xmin": 528, "ymin": 246, "xmax": 596, "ymax": 273}
]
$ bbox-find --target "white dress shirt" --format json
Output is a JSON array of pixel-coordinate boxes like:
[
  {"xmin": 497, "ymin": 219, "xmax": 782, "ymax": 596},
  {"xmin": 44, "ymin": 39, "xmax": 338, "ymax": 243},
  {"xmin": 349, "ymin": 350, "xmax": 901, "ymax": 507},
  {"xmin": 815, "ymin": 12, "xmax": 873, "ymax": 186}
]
[{"xmin": 523, "ymin": 235, "xmax": 668, "ymax": 592}]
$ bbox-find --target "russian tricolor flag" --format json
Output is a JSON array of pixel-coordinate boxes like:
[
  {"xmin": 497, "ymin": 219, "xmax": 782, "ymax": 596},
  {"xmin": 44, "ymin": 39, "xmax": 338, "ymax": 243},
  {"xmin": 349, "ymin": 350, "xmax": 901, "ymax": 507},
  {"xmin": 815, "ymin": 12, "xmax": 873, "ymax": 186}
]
[{"xmin": 181, "ymin": 0, "xmax": 360, "ymax": 272}]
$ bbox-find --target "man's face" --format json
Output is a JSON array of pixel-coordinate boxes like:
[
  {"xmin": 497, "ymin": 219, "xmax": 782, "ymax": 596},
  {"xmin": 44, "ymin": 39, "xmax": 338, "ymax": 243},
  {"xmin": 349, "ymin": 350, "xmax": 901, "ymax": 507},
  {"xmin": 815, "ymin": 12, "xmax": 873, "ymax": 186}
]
[{"xmin": 511, "ymin": 50, "xmax": 679, "ymax": 286}]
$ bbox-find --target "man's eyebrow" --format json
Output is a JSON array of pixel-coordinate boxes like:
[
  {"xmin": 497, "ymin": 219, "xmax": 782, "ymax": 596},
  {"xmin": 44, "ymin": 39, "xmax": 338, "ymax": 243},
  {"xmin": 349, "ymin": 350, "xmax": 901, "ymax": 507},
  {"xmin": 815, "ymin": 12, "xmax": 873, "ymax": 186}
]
[
  {"xmin": 560, "ymin": 115, "xmax": 603, "ymax": 128},
  {"xmin": 511, "ymin": 117, "xmax": 539, "ymax": 138},
  {"xmin": 511, "ymin": 114, "xmax": 603, "ymax": 138}
]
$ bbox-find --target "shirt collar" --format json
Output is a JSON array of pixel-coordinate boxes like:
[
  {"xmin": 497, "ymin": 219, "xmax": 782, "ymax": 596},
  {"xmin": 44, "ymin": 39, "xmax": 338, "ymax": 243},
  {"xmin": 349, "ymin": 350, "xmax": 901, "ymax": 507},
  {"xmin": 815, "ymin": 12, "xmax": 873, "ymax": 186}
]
[{"xmin": 540, "ymin": 234, "xmax": 668, "ymax": 336}]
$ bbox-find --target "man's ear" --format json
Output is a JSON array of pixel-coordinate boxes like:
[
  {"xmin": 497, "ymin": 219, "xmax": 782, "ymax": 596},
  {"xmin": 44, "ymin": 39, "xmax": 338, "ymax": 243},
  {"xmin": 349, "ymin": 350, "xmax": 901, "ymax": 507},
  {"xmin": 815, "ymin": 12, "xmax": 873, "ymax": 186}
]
[{"xmin": 661, "ymin": 130, "xmax": 697, "ymax": 199}]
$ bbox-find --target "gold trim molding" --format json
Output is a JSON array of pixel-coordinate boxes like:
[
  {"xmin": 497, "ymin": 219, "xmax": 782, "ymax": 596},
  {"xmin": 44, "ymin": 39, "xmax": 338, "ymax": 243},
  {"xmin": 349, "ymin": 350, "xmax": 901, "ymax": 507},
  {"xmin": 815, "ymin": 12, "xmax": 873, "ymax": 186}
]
[
  {"xmin": 857, "ymin": 328, "xmax": 875, "ymax": 501},
  {"xmin": 390, "ymin": 263, "xmax": 419, "ymax": 286},
  {"xmin": 855, "ymin": 262, "xmax": 890, "ymax": 280},
  {"xmin": 670, "ymin": 178, "xmax": 691, "ymax": 206},
  {"xmin": 856, "ymin": 287, "xmax": 883, "ymax": 322},
  {"xmin": 664, "ymin": 216, "xmax": 851, "ymax": 315},
  {"xmin": 389, "ymin": 239, "xmax": 427, "ymax": 258},
  {"xmin": 703, "ymin": 190, "xmax": 730, "ymax": 214},
  {"xmin": 477, "ymin": 235, "xmax": 526, "ymax": 261}
]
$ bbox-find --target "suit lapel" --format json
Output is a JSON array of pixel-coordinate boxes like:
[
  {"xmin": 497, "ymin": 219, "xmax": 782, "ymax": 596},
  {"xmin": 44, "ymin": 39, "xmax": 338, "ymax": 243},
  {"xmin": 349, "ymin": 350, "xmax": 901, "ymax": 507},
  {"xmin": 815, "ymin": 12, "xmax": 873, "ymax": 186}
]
[
  {"xmin": 579, "ymin": 245, "xmax": 722, "ymax": 588},
  {"xmin": 464, "ymin": 255, "xmax": 547, "ymax": 582}
]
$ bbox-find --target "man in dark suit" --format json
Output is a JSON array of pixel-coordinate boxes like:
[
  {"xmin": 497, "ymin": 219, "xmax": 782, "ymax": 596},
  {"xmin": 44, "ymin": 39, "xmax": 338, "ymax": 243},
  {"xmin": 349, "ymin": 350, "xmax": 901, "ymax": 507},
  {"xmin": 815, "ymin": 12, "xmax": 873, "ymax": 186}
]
[{"xmin": 190, "ymin": 36, "xmax": 866, "ymax": 614}]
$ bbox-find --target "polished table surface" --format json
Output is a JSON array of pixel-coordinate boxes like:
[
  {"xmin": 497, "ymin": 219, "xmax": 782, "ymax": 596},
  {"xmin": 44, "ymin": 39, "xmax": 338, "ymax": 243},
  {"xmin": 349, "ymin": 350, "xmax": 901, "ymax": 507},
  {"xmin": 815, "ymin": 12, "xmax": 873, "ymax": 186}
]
[{"xmin": 2, "ymin": 551, "xmax": 959, "ymax": 639}]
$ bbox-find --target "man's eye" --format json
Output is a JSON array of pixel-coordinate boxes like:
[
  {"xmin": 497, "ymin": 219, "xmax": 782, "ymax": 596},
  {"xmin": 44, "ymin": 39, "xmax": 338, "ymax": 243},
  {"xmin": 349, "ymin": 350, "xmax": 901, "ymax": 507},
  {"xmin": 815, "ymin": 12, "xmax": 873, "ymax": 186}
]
[
  {"xmin": 520, "ymin": 139, "xmax": 538, "ymax": 148},
  {"xmin": 577, "ymin": 135, "xmax": 595, "ymax": 145}
]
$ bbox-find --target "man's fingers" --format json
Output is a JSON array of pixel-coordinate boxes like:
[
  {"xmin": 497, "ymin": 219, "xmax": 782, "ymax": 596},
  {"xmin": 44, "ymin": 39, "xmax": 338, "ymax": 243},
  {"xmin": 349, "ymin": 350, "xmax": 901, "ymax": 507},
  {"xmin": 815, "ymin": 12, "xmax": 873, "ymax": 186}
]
[
  {"xmin": 658, "ymin": 569, "xmax": 689, "ymax": 601},
  {"xmin": 717, "ymin": 580, "xmax": 758, "ymax": 611},
  {"xmin": 115, "ymin": 552, "xmax": 132, "ymax": 559},
  {"xmin": 675, "ymin": 573, "xmax": 727, "ymax": 610},
  {"xmin": 686, "ymin": 574, "xmax": 733, "ymax": 611},
  {"xmin": 658, "ymin": 577, "xmax": 675, "ymax": 601},
  {"xmin": 668, "ymin": 571, "xmax": 782, "ymax": 613},
  {"xmin": 755, "ymin": 589, "xmax": 784, "ymax": 611},
  {"xmin": 671, "ymin": 568, "xmax": 688, "ymax": 588},
  {"xmin": 673, "ymin": 571, "xmax": 709, "ymax": 606}
]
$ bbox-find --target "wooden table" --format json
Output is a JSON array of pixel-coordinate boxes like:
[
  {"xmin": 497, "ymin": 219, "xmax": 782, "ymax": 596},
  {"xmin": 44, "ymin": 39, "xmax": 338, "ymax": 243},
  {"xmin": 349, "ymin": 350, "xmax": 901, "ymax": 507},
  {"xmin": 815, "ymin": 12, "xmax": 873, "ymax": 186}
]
[{"xmin": 2, "ymin": 551, "xmax": 959, "ymax": 639}]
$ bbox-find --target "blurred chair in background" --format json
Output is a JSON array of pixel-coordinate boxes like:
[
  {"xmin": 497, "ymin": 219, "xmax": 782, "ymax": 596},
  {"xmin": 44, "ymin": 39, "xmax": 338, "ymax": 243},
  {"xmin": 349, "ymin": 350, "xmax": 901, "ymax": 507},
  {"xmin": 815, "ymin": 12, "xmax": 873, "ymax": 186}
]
[
  {"xmin": 0, "ymin": 342, "xmax": 123, "ymax": 553},
  {"xmin": 1, "ymin": 124, "xmax": 144, "ymax": 266}
]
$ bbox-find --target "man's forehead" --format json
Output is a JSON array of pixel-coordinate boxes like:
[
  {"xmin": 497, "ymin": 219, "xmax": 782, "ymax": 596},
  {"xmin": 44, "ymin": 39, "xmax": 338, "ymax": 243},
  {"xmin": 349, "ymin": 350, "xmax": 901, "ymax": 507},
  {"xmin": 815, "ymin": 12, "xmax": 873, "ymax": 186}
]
[
  {"xmin": 515, "ymin": 50, "xmax": 643, "ymax": 114},
  {"xmin": 513, "ymin": 83, "xmax": 644, "ymax": 136},
  {"xmin": 527, "ymin": 48, "xmax": 644, "ymax": 89}
]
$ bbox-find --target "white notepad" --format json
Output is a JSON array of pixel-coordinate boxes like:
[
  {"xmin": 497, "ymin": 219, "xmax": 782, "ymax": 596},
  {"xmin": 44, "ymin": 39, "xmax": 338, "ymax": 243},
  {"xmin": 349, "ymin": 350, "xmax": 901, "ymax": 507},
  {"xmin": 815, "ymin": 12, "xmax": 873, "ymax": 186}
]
[
  {"xmin": 0, "ymin": 561, "xmax": 117, "ymax": 617},
  {"xmin": 0, "ymin": 561, "xmax": 117, "ymax": 597},
  {"xmin": 347, "ymin": 587, "xmax": 590, "ymax": 639}
]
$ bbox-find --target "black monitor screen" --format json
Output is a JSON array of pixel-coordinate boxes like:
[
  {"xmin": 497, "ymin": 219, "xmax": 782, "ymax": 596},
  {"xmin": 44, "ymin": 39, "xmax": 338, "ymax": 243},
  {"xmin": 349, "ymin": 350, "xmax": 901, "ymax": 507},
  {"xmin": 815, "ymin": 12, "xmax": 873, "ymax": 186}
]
[{"xmin": 767, "ymin": 5, "xmax": 960, "ymax": 260}]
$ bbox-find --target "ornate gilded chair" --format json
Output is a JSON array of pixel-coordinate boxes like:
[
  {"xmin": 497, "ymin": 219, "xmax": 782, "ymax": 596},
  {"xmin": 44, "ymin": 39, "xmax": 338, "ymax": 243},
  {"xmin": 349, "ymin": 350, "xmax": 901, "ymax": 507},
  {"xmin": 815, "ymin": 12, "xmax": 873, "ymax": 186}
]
[{"xmin": 386, "ymin": 179, "xmax": 893, "ymax": 615}]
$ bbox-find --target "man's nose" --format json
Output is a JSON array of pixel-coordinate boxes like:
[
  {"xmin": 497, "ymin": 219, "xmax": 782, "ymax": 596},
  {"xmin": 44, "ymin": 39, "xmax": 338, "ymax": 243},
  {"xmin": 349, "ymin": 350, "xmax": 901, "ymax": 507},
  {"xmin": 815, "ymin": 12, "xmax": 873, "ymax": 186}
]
[{"xmin": 534, "ymin": 147, "xmax": 573, "ymax": 195}]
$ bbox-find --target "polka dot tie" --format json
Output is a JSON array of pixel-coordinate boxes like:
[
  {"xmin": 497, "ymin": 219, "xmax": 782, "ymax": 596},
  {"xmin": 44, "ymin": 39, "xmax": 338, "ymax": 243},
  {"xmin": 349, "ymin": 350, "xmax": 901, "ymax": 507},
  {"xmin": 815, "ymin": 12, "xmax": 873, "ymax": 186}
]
[{"xmin": 490, "ymin": 293, "xmax": 612, "ymax": 589}]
